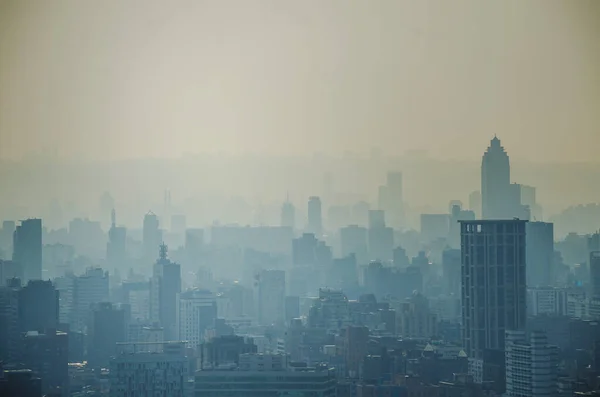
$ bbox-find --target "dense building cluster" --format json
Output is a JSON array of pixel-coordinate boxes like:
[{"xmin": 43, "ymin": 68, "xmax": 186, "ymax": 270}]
[{"xmin": 1, "ymin": 137, "xmax": 600, "ymax": 396}]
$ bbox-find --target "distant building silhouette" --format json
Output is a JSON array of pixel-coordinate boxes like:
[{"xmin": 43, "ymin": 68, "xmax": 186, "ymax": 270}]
[
  {"xmin": 107, "ymin": 209, "xmax": 127, "ymax": 271},
  {"xmin": 142, "ymin": 212, "xmax": 161, "ymax": 261},
  {"xmin": 150, "ymin": 244, "xmax": 181, "ymax": 340},
  {"xmin": 481, "ymin": 137, "xmax": 520, "ymax": 220},
  {"xmin": 280, "ymin": 198, "xmax": 295, "ymax": 230},
  {"xmin": 307, "ymin": 196, "xmax": 323, "ymax": 236},
  {"xmin": 12, "ymin": 219, "xmax": 42, "ymax": 284}
]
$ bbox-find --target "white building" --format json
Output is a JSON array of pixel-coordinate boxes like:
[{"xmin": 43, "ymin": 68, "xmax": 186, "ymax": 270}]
[
  {"xmin": 74, "ymin": 267, "xmax": 109, "ymax": 332},
  {"xmin": 505, "ymin": 330, "xmax": 557, "ymax": 397},
  {"xmin": 176, "ymin": 288, "xmax": 216, "ymax": 348},
  {"xmin": 109, "ymin": 342, "xmax": 188, "ymax": 397}
]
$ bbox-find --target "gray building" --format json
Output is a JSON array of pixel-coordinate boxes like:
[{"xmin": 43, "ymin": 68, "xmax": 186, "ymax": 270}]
[
  {"xmin": 195, "ymin": 353, "xmax": 337, "ymax": 397},
  {"xmin": 460, "ymin": 219, "xmax": 527, "ymax": 383},
  {"xmin": 526, "ymin": 222, "xmax": 554, "ymax": 287},
  {"xmin": 109, "ymin": 342, "xmax": 188, "ymax": 397}
]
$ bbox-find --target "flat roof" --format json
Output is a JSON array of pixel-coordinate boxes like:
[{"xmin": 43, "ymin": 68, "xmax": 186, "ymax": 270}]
[{"xmin": 458, "ymin": 219, "xmax": 528, "ymax": 224}]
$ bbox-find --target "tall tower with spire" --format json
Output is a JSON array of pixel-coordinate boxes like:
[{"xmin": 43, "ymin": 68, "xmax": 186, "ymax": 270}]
[{"xmin": 481, "ymin": 137, "xmax": 512, "ymax": 219}]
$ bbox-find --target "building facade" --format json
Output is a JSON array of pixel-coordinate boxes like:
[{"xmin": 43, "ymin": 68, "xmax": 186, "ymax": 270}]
[{"xmin": 460, "ymin": 220, "xmax": 527, "ymax": 383}]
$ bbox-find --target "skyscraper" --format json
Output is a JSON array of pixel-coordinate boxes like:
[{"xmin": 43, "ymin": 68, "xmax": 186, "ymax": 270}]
[
  {"xmin": 280, "ymin": 199, "xmax": 295, "ymax": 230},
  {"xmin": 377, "ymin": 172, "xmax": 404, "ymax": 228},
  {"xmin": 481, "ymin": 137, "xmax": 519, "ymax": 220},
  {"xmin": 150, "ymin": 244, "xmax": 181, "ymax": 340},
  {"xmin": 460, "ymin": 219, "xmax": 527, "ymax": 383},
  {"xmin": 107, "ymin": 209, "xmax": 127, "ymax": 270},
  {"xmin": 307, "ymin": 196, "xmax": 322, "ymax": 236},
  {"xmin": 143, "ymin": 212, "xmax": 161, "ymax": 261},
  {"xmin": 12, "ymin": 219, "xmax": 42, "ymax": 283}
]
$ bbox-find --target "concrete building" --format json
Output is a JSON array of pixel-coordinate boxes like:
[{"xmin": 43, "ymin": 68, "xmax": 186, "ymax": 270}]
[
  {"xmin": 73, "ymin": 267, "xmax": 109, "ymax": 332},
  {"xmin": 21, "ymin": 330, "xmax": 69, "ymax": 396},
  {"xmin": 89, "ymin": 302, "xmax": 127, "ymax": 368},
  {"xmin": 195, "ymin": 353, "xmax": 337, "ymax": 397},
  {"xmin": 109, "ymin": 342, "xmax": 188, "ymax": 397},
  {"xmin": 505, "ymin": 330, "xmax": 557, "ymax": 397},
  {"xmin": 176, "ymin": 288, "xmax": 216, "ymax": 349},
  {"xmin": 460, "ymin": 220, "xmax": 528, "ymax": 383},
  {"xmin": 397, "ymin": 292, "xmax": 438, "ymax": 339},
  {"xmin": 527, "ymin": 287, "xmax": 568, "ymax": 316},
  {"xmin": 13, "ymin": 219, "xmax": 42, "ymax": 284}
]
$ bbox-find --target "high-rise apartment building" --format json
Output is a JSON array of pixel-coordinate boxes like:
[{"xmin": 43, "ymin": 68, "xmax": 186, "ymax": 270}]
[
  {"xmin": 13, "ymin": 219, "xmax": 42, "ymax": 284},
  {"xmin": 505, "ymin": 330, "xmax": 557, "ymax": 397},
  {"xmin": 526, "ymin": 222, "xmax": 555, "ymax": 287},
  {"xmin": 150, "ymin": 244, "xmax": 181, "ymax": 340},
  {"xmin": 307, "ymin": 196, "xmax": 323, "ymax": 236},
  {"xmin": 460, "ymin": 219, "xmax": 527, "ymax": 383},
  {"xmin": 176, "ymin": 288, "xmax": 216, "ymax": 349}
]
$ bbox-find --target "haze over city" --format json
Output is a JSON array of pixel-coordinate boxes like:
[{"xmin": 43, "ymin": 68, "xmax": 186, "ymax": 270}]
[{"xmin": 0, "ymin": 1, "xmax": 600, "ymax": 397}]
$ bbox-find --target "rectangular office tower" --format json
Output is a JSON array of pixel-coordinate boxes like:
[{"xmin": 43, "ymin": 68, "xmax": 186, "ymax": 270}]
[
  {"xmin": 460, "ymin": 220, "xmax": 527, "ymax": 384},
  {"xmin": 13, "ymin": 219, "xmax": 42, "ymax": 284}
]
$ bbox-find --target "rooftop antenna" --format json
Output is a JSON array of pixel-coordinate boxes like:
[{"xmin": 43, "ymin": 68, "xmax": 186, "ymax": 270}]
[{"xmin": 159, "ymin": 242, "xmax": 168, "ymax": 261}]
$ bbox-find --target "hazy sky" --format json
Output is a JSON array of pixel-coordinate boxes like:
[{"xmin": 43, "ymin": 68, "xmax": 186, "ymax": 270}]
[{"xmin": 1, "ymin": 0, "xmax": 599, "ymax": 162}]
